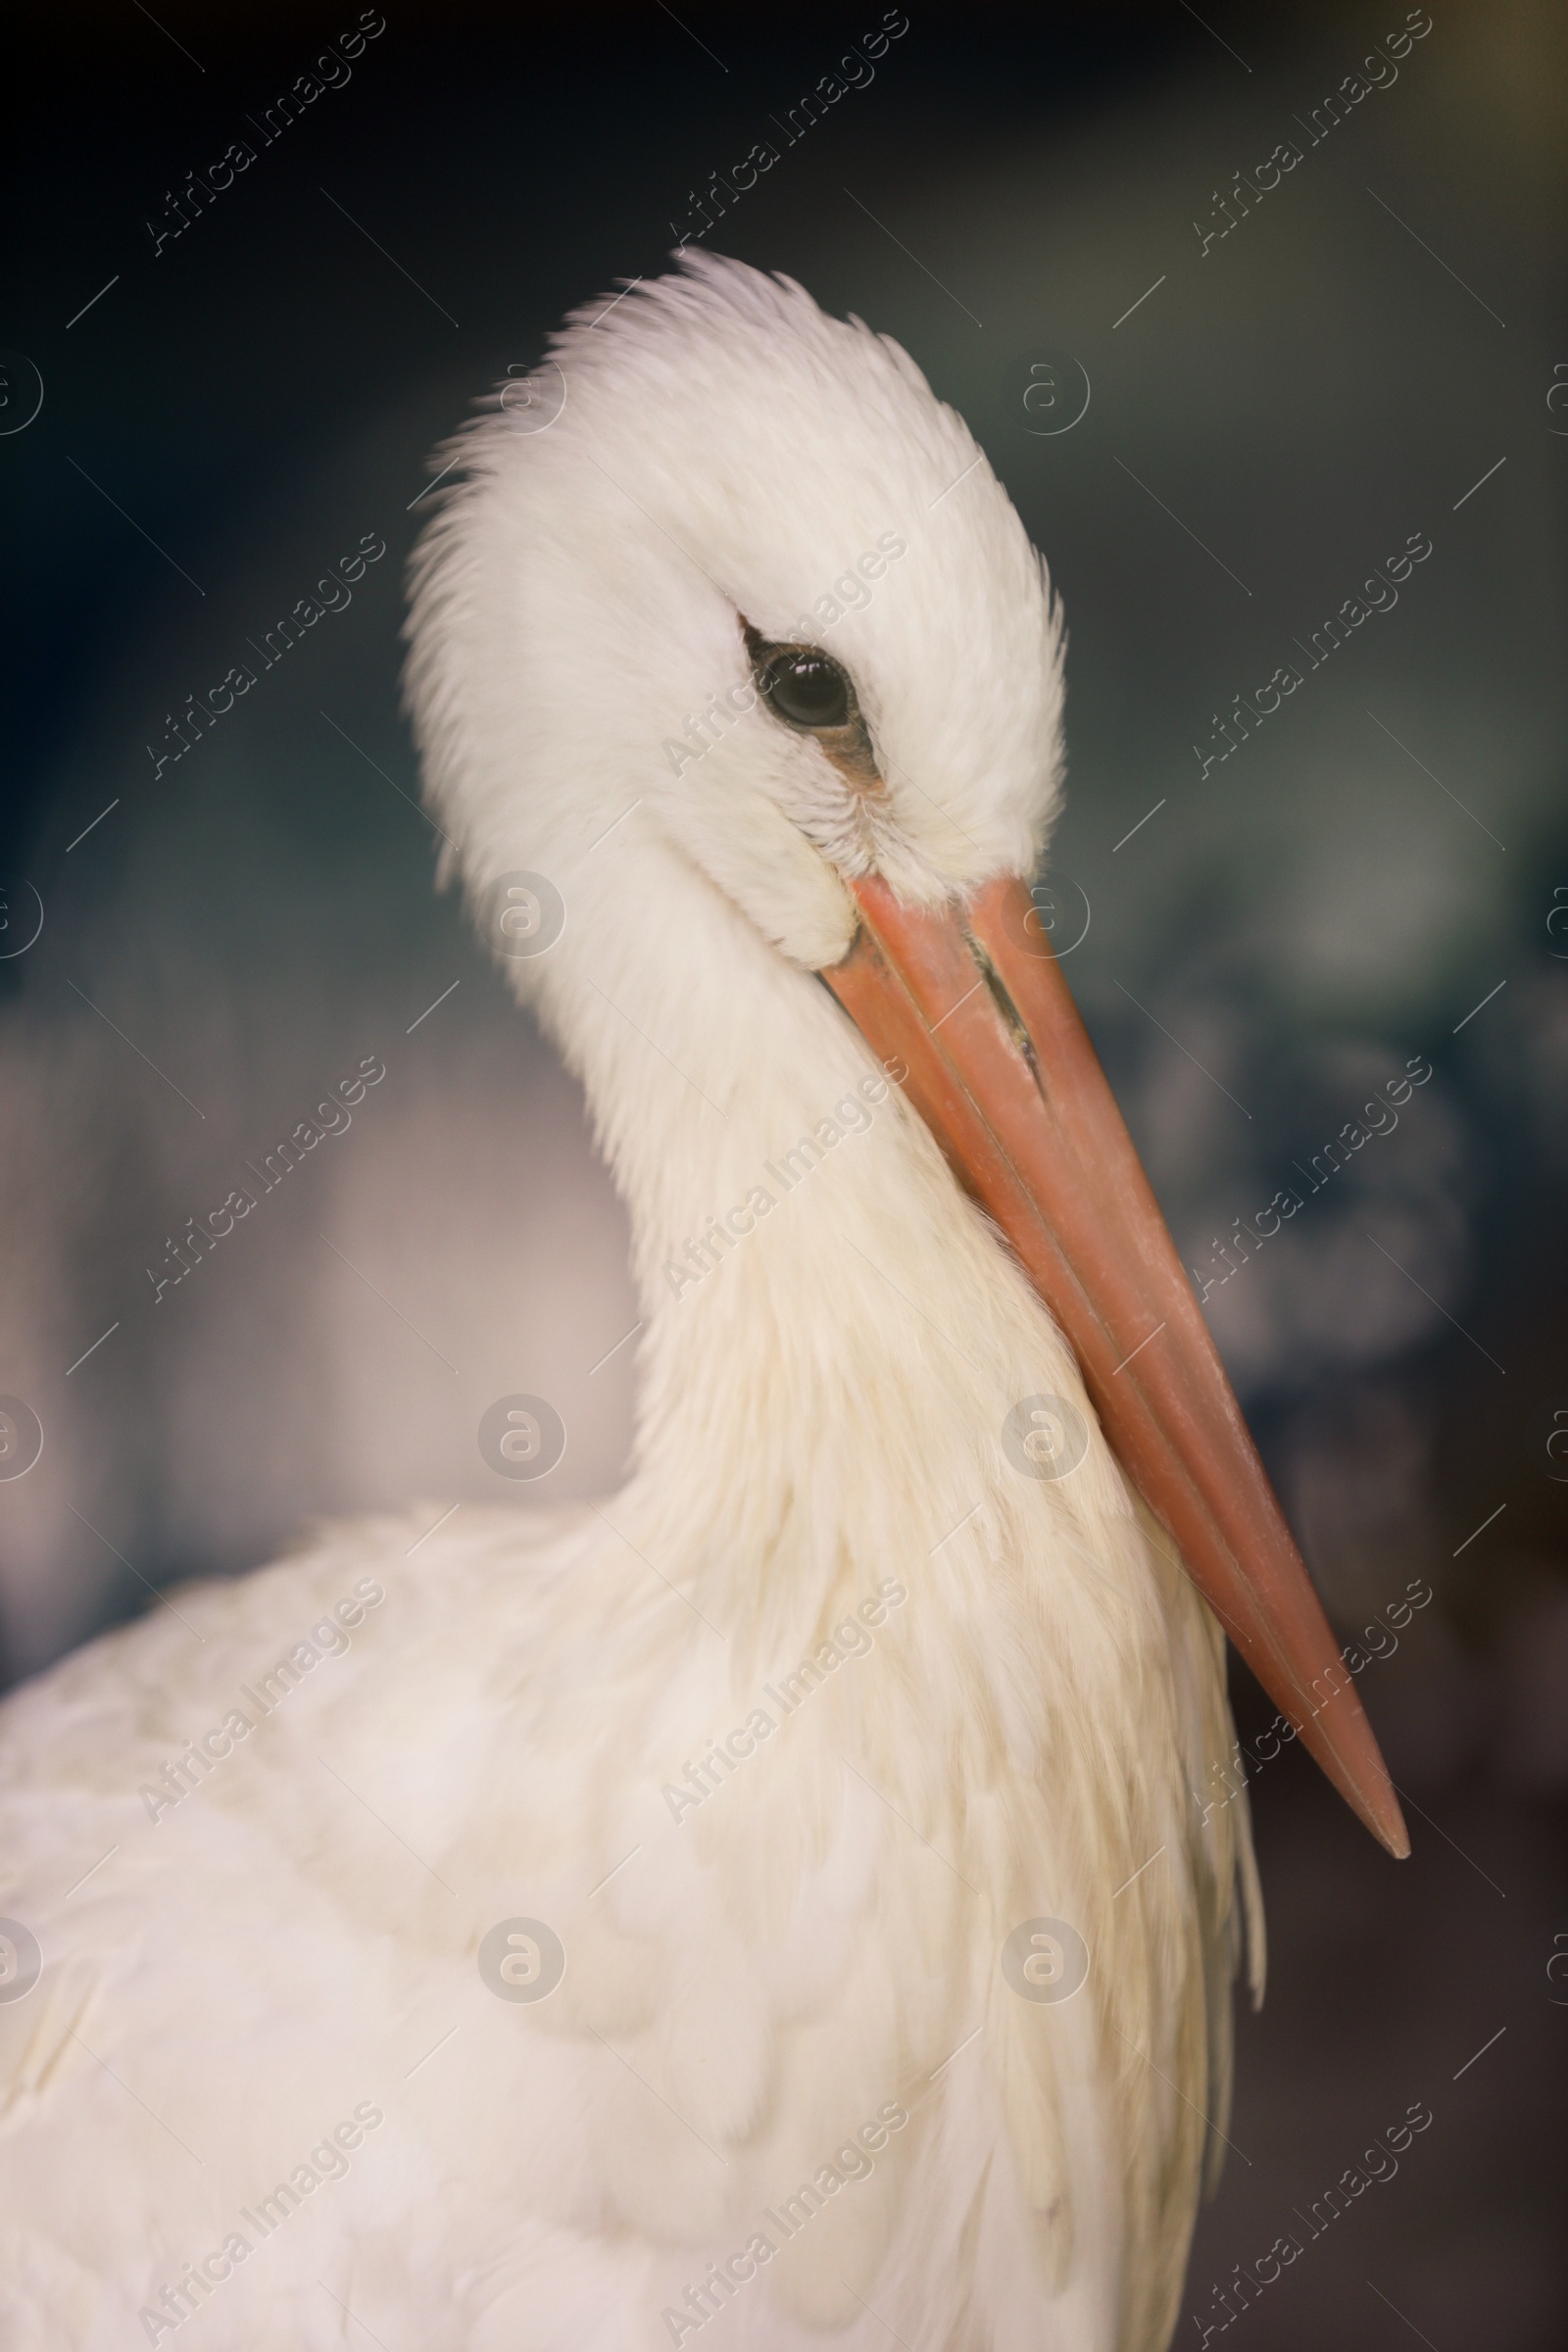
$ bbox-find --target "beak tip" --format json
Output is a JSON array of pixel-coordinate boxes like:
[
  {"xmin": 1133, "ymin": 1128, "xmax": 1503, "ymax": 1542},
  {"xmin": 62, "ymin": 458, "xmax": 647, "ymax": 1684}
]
[
  {"xmin": 1303, "ymin": 1683, "xmax": 1410, "ymax": 1859},
  {"xmin": 1325, "ymin": 1719, "xmax": 1409, "ymax": 1858},
  {"xmin": 1377, "ymin": 1801, "xmax": 1412, "ymax": 1863}
]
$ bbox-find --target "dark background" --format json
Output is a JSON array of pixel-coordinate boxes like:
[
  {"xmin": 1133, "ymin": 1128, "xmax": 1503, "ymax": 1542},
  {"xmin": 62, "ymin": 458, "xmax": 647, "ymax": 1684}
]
[{"xmin": 2, "ymin": 2, "xmax": 1564, "ymax": 2343}]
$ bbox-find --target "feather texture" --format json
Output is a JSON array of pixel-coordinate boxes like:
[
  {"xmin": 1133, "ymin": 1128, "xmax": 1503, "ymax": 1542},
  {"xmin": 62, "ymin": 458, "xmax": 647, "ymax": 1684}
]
[{"xmin": 0, "ymin": 255, "xmax": 1259, "ymax": 2352}]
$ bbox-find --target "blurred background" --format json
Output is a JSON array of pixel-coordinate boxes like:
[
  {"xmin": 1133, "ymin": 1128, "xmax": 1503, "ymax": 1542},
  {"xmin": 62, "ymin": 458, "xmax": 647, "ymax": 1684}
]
[{"xmin": 1, "ymin": 0, "xmax": 1563, "ymax": 2340}]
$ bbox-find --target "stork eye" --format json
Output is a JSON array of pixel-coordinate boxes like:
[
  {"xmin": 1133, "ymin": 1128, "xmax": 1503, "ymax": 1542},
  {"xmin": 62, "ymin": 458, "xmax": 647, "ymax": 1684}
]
[
  {"xmin": 738, "ymin": 619, "xmax": 879, "ymax": 786},
  {"xmin": 751, "ymin": 639, "xmax": 852, "ymax": 731}
]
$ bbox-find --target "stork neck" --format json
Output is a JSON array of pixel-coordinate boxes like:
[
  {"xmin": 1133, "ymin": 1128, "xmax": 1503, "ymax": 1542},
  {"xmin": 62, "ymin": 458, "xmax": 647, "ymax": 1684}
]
[{"xmin": 564, "ymin": 913, "xmax": 1069, "ymax": 1626}]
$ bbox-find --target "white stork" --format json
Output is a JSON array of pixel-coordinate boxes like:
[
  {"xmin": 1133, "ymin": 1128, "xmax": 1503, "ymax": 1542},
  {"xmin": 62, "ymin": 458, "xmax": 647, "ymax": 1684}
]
[{"xmin": 0, "ymin": 254, "xmax": 1404, "ymax": 2352}]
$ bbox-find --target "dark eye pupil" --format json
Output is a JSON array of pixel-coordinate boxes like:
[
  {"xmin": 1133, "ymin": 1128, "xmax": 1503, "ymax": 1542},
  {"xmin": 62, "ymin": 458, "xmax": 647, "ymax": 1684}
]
[{"xmin": 765, "ymin": 652, "xmax": 849, "ymax": 729}]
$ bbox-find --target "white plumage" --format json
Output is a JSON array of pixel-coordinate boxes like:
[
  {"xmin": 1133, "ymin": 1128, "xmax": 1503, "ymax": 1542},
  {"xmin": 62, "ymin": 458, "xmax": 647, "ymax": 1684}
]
[{"xmin": 0, "ymin": 255, "xmax": 1263, "ymax": 2352}]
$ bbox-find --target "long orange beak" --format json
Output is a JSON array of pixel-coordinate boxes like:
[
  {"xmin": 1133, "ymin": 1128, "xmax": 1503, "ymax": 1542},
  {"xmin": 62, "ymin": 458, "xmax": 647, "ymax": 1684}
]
[{"xmin": 823, "ymin": 871, "xmax": 1408, "ymax": 1858}]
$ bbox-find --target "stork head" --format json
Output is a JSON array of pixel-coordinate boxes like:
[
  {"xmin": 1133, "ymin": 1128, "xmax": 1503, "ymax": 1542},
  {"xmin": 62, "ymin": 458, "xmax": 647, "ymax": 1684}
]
[{"xmin": 405, "ymin": 251, "xmax": 1407, "ymax": 1860}]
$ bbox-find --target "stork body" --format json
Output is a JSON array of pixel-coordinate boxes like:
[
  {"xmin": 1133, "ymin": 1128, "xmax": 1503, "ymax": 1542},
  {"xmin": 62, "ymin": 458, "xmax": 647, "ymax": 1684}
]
[
  {"xmin": 0, "ymin": 1151, "xmax": 1246, "ymax": 2351},
  {"xmin": 1, "ymin": 256, "xmax": 1402, "ymax": 2352}
]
